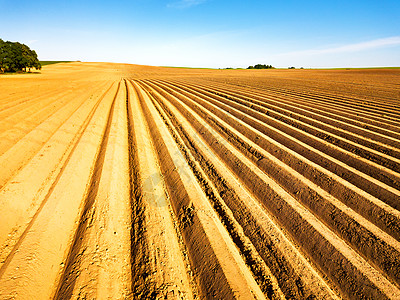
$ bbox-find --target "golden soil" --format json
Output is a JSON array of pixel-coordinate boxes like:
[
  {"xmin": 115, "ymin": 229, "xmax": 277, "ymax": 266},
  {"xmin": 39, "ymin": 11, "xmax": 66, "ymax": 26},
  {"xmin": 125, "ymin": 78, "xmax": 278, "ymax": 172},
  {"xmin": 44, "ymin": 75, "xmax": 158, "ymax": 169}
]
[{"xmin": 0, "ymin": 62, "xmax": 399, "ymax": 299}]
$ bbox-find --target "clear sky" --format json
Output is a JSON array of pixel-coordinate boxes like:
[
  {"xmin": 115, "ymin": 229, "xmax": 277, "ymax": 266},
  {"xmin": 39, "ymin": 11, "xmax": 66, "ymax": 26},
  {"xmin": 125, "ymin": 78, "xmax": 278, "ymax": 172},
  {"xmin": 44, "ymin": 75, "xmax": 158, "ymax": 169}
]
[{"xmin": 2, "ymin": 0, "xmax": 400, "ymax": 68}]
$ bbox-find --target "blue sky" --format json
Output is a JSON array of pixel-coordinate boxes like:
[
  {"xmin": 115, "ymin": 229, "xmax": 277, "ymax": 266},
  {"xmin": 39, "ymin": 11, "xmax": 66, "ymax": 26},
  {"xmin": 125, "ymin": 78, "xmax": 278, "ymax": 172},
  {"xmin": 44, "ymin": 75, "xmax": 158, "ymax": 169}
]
[{"xmin": 1, "ymin": 0, "xmax": 400, "ymax": 68}]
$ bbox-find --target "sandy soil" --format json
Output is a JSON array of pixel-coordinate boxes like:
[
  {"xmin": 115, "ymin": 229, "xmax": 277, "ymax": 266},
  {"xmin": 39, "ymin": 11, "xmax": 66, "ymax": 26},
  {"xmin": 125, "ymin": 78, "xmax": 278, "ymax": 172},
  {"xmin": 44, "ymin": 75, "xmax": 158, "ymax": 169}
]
[{"xmin": 0, "ymin": 63, "xmax": 399, "ymax": 299}]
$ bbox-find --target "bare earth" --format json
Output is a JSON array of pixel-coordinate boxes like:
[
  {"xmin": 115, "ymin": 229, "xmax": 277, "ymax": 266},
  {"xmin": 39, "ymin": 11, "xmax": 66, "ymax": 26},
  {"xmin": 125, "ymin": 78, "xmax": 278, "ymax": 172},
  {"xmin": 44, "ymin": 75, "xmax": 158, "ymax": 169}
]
[{"xmin": 0, "ymin": 62, "xmax": 399, "ymax": 299}]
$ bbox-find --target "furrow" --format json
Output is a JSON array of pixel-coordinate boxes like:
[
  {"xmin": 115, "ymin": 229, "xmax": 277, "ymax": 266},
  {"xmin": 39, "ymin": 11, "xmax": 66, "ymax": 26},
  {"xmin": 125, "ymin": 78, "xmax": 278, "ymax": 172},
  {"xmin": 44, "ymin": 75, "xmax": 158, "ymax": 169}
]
[
  {"xmin": 156, "ymin": 80, "xmax": 400, "ymax": 211},
  {"xmin": 2, "ymin": 62, "xmax": 399, "ymax": 300},
  {"xmin": 213, "ymin": 78, "xmax": 400, "ymax": 118},
  {"xmin": 0, "ymin": 85, "xmax": 78, "ymax": 120},
  {"xmin": 54, "ymin": 81, "xmax": 133, "ymax": 299},
  {"xmin": 0, "ymin": 81, "xmax": 119, "ymax": 299},
  {"xmin": 182, "ymin": 78, "xmax": 400, "ymax": 135},
  {"xmin": 126, "ymin": 80, "xmax": 195, "ymax": 299},
  {"xmin": 0, "ymin": 81, "xmax": 117, "ymax": 268},
  {"xmin": 149, "ymin": 79, "xmax": 400, "ymax": 262},
  {"xmin": 0, "ymin": 81, "xmax": 113, "ymax": 189},
  {"xmin": 165, "ymin": 81, "xmax": 400, "ymax": 190},
  {"xmin": 170, "ymin": 79, "xmax": 400, "ymax": 161},
  {"xmin": 138, "ymin": 80, "xmax": 286, "ymax": 299},
  {"xmin": 131, "ymin": 80, "xmax": 266, "ymax": 299},
  {"xmin": 139, "ymin": 80, "xmax": 338, "ymax": 299},
  {"xmin": 140, "ymin": 79, "xmax": 400, "ymax": 299},
  {"xmin": 0, "ymin": 81, "xmax": 107, "ymax": 157},
  {"xmin": 149, "ymin": 80, "xmax": 400, "ymax": 240}
]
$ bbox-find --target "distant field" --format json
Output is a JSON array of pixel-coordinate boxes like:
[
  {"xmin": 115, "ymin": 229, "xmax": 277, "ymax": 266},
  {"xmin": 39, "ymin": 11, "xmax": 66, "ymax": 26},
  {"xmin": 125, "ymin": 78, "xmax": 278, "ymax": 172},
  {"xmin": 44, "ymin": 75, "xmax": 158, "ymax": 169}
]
[
  {"xmin": 40, "ymin": 61, "xmax": 73, "ymax": 66},
  {"xmin": 0, "ymin": 62, "xmax": 399, "ymax": 299},
  {"xmin": 160, "ymin": 65, "xmax": 216, "ymax": 69},
  {"xmin": 321, "ymin": 66, "xmax": 400, "ymax": 70}
]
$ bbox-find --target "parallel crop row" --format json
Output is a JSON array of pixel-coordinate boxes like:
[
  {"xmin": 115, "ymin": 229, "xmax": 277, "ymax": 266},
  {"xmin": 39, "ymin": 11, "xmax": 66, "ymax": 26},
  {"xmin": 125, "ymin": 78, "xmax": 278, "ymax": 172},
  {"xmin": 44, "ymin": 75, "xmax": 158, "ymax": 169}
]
[
  {"xmin": 132, "ymin": 78, "xmax": 400, "ymax": 299},
  {"xmin": 0, "ymin": 69, "xmax": 399, "ymax": 299}
]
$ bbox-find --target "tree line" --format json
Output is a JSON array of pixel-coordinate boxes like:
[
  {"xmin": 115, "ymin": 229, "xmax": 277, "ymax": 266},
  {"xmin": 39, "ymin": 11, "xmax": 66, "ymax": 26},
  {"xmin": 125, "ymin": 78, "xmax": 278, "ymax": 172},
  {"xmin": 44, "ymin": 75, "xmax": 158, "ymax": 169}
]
[
  {"xmin": 247, "ymin": 64, "xmax": 274, "ymax": 69},
  {"xmin": 0, "ymin": 39, "xmax": 41, "ymax": 73}
]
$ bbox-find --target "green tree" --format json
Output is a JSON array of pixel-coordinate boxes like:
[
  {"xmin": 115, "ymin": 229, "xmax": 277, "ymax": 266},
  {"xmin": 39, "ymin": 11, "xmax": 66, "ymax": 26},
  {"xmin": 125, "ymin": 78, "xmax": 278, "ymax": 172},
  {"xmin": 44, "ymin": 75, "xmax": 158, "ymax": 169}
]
[
  {"xmin": 0, "ymin": 39, "xmax": 8, "ymax": 72},
  {"xmin": 0, "ymin": 39, "xmax": 41, "ymax": 73},
  {"xmin": 247, "ymin": 64, "xmax": 274, "ymax": 69}
]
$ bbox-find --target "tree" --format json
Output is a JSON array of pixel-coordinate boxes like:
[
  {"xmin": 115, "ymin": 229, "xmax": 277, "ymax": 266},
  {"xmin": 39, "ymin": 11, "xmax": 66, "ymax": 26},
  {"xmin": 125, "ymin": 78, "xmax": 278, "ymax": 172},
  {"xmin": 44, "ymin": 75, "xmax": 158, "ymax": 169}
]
[
  {"xmin": 247, "ymin": 64, "xmax": 274, "ymax": 69},
  {"xmin": 0, "ymin": 39, "xmax": 7, "ymax": 72},
  {"xmin": 0, "ymin": 39, "xmax": 41, "ymax": 73}
]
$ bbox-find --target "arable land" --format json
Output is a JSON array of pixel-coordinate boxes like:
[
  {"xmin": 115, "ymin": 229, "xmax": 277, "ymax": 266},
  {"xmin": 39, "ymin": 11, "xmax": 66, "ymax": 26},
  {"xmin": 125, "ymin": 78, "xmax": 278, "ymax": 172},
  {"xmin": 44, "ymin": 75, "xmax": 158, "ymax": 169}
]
[{"xmin": 0, "ymin": 62, "xmax": 399, "ymax": 299}]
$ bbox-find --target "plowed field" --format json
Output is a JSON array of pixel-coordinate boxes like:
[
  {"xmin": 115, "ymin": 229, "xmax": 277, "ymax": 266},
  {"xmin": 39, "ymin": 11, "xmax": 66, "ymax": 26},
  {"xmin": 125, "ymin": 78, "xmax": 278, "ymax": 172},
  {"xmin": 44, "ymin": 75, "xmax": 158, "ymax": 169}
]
[{"xmin": 0, "ymin": 63, "xmax": 399, "ymax": 299}]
